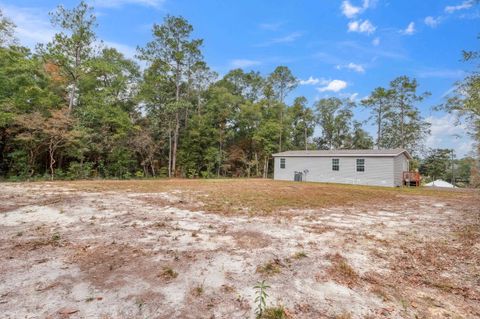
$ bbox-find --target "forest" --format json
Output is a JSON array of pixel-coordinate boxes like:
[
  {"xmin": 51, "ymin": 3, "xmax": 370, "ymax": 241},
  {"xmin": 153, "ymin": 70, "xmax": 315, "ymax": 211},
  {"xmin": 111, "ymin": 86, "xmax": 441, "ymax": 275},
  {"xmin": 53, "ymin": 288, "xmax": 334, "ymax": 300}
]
[{"xmin": 0, "ymin": 2, "xmax": 478, "ymax": 183}]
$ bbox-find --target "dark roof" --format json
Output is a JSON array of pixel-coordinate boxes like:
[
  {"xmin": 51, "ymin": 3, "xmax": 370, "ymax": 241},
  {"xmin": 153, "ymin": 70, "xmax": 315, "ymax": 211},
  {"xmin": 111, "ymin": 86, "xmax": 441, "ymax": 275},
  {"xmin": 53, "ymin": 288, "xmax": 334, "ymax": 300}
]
[{"xmin": 272, "ymin": 149, "xmax": 412, "ymax": 159}]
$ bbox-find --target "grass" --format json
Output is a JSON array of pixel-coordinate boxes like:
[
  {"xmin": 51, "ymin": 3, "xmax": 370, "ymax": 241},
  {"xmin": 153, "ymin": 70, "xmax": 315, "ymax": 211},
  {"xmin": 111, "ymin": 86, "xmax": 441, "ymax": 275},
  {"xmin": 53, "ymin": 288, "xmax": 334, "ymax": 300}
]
[
  {"xmin": 259, "ymin": 306, "xmax": 288, "ymax": 319},
  {"xmin": 28, "ymin": 178, "xmax": 473, "ymax": 215},
  {"xmin": 292, "ymin": 251, "xmax": 308, "ymax": 259},
  {"xmin": 326, "ymin": 253, "xmax": 359, "ymax": 287},
  {"xmin": 160, "ymin": 267, "xmax": 178, "ymax": 280},
  {"xmin": 334, "ymin": 313, "xmax": 352, "ymax": 319},
  {"xmin": 192, "ymin": 285, "xmax": 203, "ymax": 297},
  {"xmin": 256, "ymin": 260, "xmax": 283, "ymax": 276}
]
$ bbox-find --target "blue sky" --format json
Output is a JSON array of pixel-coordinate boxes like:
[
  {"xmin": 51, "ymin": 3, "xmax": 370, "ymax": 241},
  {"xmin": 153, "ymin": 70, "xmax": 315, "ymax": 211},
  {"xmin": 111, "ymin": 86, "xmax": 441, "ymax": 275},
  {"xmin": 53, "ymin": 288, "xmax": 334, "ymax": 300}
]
[{"xmin": 1, "ymin": 0, "xmax": 478, "ymax": 156}]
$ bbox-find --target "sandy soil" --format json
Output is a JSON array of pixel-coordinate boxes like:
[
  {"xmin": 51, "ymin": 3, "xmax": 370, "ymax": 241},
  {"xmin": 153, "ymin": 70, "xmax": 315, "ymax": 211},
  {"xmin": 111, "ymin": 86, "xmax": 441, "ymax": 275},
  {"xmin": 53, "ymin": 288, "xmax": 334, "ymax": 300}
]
[{"xmin": 0, "ymin": 180, "xmax": 478, "ymax": 319}]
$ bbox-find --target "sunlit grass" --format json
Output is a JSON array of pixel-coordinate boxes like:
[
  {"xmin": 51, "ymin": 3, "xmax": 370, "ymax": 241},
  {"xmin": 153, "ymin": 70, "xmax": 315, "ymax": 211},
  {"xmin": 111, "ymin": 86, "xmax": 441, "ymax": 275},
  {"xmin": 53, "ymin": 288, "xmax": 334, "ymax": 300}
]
[{"xmin": 23, "ymin": 178, "xmax": 476, "ymax": 215}]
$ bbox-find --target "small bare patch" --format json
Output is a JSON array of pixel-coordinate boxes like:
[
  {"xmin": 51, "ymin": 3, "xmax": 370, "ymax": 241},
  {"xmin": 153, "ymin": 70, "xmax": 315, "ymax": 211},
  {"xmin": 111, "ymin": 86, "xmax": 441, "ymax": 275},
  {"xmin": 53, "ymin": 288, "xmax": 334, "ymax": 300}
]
[
  {"xmin": 70, "ymin": 243, "xmax": 148, "ymax": 288},
  {"xmin": 231, "ymin": 230, "xmax": 272, "ymax": 249}
]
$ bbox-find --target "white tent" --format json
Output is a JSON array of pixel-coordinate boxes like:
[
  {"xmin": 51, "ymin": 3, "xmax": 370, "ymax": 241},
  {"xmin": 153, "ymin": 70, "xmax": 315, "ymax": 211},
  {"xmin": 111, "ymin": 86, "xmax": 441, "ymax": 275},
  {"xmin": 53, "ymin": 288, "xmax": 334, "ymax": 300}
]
[{"xmin": 425, "ymin": 179, "xmax": 456, "ymax": 188}]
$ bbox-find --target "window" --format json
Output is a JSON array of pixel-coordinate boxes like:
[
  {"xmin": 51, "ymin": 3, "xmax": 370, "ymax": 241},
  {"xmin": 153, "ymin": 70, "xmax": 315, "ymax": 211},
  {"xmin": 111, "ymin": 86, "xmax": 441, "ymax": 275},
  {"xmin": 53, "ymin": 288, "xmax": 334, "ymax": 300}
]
[
  {"xmin": 356, "ymin": 159, "xmax": 365, "ymax": 172},
  {"xmin": 332, "ymin": 158, "xmax": 339, "ymax": 171},
  {"xmin": 280, "ymin": 158, "xmax": 286, "ymax": 169}
]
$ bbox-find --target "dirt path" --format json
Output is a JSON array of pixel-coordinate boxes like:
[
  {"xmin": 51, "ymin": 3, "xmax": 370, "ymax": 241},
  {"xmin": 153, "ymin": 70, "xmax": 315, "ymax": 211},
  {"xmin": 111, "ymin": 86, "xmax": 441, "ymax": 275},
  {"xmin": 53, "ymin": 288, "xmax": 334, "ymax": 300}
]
[{"xmin": 0, "ymin": 181, "xmax": 478, "ymax": 318}]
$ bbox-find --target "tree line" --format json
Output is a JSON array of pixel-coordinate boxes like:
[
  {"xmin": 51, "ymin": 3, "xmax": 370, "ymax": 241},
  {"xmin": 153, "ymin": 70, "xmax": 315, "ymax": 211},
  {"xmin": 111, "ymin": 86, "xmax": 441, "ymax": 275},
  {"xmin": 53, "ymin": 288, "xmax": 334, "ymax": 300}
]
[{"xmin": 0, "ymin": 2, "xmax": 478, "ymax": 182}]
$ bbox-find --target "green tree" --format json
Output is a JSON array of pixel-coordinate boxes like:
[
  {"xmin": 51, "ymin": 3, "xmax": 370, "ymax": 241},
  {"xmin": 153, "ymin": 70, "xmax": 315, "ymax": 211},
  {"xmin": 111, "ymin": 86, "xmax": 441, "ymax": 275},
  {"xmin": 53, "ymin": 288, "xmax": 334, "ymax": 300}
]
[
  {"xmin": 289, "ymin": 96, "xmax": 315, "ymax": 150},
  {"xmin": 267, "ymin": 66, "xmax": 297, "ymax": 151},
  {"xmin": 349, "ymin": 121, "xmax": 374, "ymax": 149},
  {"xmin": 221, "ymin": 69, "xmax": 264, "ymax": 102},
  {"xmin": 138, "ymin": 15, "xmax": 203, "ymax": 177},
  {"xmin": 40, "ymin": 1, "xmax": 97, "ymax": 111},
  {"xmin": 386, "ymin": 76, "xmax": 430, "ymax": 151},
  {"xmin": 0, "ymin": 45, "xmax": 62, "ymax": 176},
  {"xmin": 314, "ymin": 97, "xmax": 354, "ymax": 149},
  {"xmin": 77, "ymin": 47, "xmax": 140, "ymax": 177},
  {"xmin": 361, "ymin": 87, "xmax": 393, "ymax": 148},
  {"xmin": 419, "ymin": 148, "xmax": 453, "ymax": 182},
  {"xmin": 0, "ymin": 9, "xmax": 16, "ymax": 47}
]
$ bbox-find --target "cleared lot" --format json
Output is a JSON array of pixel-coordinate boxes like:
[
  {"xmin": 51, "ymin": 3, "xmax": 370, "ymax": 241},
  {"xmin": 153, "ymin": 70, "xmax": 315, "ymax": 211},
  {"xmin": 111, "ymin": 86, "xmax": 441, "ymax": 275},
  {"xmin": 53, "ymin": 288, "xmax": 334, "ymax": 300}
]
[{"xmin": 0, "ymin": 179, "xmax": 479, "ymax": 318}]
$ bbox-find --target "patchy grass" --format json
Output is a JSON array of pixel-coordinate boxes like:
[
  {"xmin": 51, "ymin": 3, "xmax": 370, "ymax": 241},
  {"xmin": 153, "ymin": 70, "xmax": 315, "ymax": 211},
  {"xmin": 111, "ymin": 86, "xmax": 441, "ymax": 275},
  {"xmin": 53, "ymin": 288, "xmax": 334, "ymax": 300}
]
[
  {"xmin": 191, "ymin": 285, "xmax": 204, "ymax": 297},
  {"xmin": 35, "ymin": 179, "xmax": 476, "ymax": 215},
  {"xmin": 1, "ymin": 179, "xmax": 478, "ymax": 318},
  {"xmin": 256, "ymin": 259, "xmax": 283, "ymax": 276},
  {"xmin": 324, "ymin": 253, "xmax": 359, "ymax": 287},
  {"xmin": 160, "ymin": 267, "xmax": 178, "ymax": 281},
  {"xmin": 334, "ymin": 313, "xmax": 352, "ymax": 319},
  {"xmin": 258, "ymin": 306, "xmax": 288, "ymax": 319},
  {"xmin": 292, "ymin": 251, "xmax": 308, "ymax": 259}
]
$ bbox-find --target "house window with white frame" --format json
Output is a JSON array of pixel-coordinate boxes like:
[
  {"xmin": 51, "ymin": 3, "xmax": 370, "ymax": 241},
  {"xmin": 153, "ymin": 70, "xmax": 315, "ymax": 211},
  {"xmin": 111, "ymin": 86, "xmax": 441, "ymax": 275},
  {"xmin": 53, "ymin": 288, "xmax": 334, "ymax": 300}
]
[
  {"xmin": 332, "ymin": 158, "xmax": 339, "ymax": 171},
  {"xmin": 356, "ymin": 158, "xmax": 365, "ymax": 172}
]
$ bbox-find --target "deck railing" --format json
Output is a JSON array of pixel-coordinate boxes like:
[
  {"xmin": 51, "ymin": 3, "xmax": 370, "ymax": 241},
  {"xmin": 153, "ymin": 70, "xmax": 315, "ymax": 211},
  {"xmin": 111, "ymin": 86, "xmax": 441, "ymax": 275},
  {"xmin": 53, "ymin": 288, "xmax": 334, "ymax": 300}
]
[{"xmin": 403, "ymin": 171, "xmax": 420, "ymax": 187}]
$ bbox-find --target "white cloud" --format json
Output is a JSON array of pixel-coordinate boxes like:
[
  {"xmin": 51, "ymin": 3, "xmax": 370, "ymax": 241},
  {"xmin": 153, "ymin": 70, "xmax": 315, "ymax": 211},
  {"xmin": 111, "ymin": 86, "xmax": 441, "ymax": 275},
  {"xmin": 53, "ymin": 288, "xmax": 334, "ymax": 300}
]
[
  {"xmin": 445, "ymin": 1, "xmax": 474, "ymax": 13},
  {"xmin": 103, "ymin": 41, "xmax": 137, "ymax": 59},
  {"xmin": 317, "ymin": 80, "xmax": 348, "ymax": 92},
  {"xmin": 341, "ymin": 1, "xmax": 362, "ymax": 18},
  {"xmin": 1, "ymin": 4, "xmax": 56, "ymax": 48},
  {"xmin": 230, "ymin": 59, "xmax": 261, "ymax": 68},
  {"xmin": 401, "ymin": 22, "xmax": 416, "ymax": 35},
  {"xmin": 362, "ymin": 0, "xmax": 374, "ymax": 9},
  {"xmin": 299, "ymin": 76, "xmax": 323, "ymax": 85},
  {"xmin": 349, "ymin": 92, "xmax": 359, "ymax": 101},
  {"xmin": 372, "ymin": 37, "xmax": 380, "ymax": 46},
  {"xmin": 337, "ymin": 62, "xmax": 365, "ymax": 73},
  {"xmin": 348, "ymin": 20, "xmax": 376, "ymax": 34},
  {"xmin": 90, "ymin": 0, "xmax": 165, "ymax": 8},
  {"xmin": 341, "ymin": 0, "xmax": 374, "ymax": 18},
  {"xmin": 424, "ymin": 16, "xmax": 440, "ymax": 28},
  {"xmin": 1, "ymin": 4, "xmax": 140, "ymax": 64},
  {"xmin": 426, "ymin": 114, "xmax": 474, "ymax": 156},
  {"xmin": 299, "ymin": 77, "xmax": 331, "ymax": 85}
]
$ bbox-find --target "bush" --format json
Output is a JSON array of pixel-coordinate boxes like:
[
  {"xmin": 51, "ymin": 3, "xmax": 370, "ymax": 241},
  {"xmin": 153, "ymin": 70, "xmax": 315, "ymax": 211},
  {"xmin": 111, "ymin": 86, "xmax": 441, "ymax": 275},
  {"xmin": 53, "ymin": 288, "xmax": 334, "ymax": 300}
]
[
  {"xmin": 7, "ymin": 150, "xmax": 31, "ymax": 179},
  {"xmin": 158, "ymin": 167, "xmax": 168, "ymax": 177},
  {"xmin": 67, "ymin": 162, "xmax": 94, "ymax": 179}
]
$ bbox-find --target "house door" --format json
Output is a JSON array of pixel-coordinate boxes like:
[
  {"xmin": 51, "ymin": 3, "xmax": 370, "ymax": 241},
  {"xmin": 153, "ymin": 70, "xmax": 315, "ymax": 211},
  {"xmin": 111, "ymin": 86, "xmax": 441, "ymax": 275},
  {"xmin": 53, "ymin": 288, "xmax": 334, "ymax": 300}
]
[{"xmin": 294, "ymin": 172, "xmax": 303, "ymax": 182}]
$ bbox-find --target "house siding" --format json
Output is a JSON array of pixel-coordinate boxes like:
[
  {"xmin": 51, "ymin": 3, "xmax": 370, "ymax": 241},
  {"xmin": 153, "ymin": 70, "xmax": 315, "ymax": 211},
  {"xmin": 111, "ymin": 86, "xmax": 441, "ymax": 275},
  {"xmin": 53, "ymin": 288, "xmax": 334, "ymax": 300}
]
[
  {"xmin": 393, "ymin": 153, "xmax": 409, "ymax": 186},
  {"xmin": 274, "ymin": 155, "xmax": 407, "ymax": 187}
]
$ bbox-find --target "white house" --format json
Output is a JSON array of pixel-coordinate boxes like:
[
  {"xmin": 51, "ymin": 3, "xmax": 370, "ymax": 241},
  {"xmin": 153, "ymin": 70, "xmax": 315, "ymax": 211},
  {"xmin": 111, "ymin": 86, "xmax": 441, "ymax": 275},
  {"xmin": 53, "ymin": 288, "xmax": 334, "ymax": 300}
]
[{"xmin": 272, "ymin": 149, "xmax": 412, "ymax": 187}]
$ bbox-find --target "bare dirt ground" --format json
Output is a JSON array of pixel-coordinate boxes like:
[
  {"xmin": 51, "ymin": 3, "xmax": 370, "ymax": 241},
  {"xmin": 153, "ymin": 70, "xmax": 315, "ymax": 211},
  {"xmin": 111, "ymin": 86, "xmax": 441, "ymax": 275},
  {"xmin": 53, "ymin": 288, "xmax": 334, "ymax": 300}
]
[{"xmin": 0, "ymin": 179, "xmax": 479, "ymax": 319}]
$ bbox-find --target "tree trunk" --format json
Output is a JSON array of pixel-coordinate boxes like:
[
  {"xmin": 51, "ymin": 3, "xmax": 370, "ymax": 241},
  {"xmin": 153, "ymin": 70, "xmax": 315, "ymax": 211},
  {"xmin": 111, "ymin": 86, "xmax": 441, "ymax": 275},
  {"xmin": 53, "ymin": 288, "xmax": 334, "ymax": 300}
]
[
  {"xmin": 172, "ymin": 113, "xmax": 179, "ymax": 177},
  {"xmin": 279, "ymin": 109, "xmax": 283, "ymax": 152},
  {"xmin": 217, "ymin": 141, "xmax": 221, "ymax": 178},
  {"xmin": 400, "ymin": 101, "xmax": 405, "ymax": 149},
  {"xmin": 377, "ymin": 110, "xmax": 381, "ymax": 149},
  {"xmin": 265, "ymin": 156, "xmax": 269, "ymax": 178},
  {"xmin": 49, "ymin": 141, "xmax": 55, "ymax": 181},
  {"xmin": 150, "ymin": 160, "xmax": 156, "ymax": 177},
  {"xmin": 68, "ymin": 82, "xmax": 76, "ymax": 111},
  {"xmin": 263, "ymin": 156, "xmax": 268, "ymax": 178},
  {"xmin": 255, "ymin": 152, "xmax": 259, "ymax": 177},
  {"xmin": 168, "ymin": 127, "xmax": 172, "ymax": 178},
  {"xmin": 172, "ymin": 66, "xmax": 181, "ymax": 177},
  {"xmin": 304, "ymin": 125, "xmax": 308, "ymax": 150}
]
